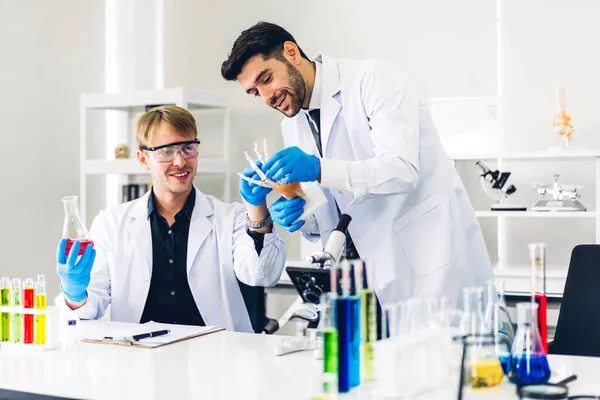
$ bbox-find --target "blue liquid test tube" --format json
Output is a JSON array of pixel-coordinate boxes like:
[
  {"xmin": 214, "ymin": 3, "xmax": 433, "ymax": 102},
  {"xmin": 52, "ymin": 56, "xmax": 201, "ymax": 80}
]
[{"xmin": 348, "ymin": 261, "xmax": 361, "ymax": 388}]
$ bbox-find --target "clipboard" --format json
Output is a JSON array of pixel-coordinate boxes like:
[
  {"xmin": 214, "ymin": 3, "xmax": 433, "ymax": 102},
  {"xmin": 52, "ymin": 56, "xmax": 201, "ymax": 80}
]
[{"xmin": 81, "ymin": 321, "xmax": 224, "ymax": 349}]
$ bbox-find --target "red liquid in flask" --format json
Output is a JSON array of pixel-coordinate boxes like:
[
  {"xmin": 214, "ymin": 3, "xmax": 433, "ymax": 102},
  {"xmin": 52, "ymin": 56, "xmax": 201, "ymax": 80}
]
[
  {"xmin": 534, "ymin": 294, "xmax": 548, "ymax": 353},
  {"xmin": 65, "ymin": 239, "xmax": 94, "ymax": 256},
  {"xmin": 23, "ymin": 287, "xmax": 34, "ymax": 344}
]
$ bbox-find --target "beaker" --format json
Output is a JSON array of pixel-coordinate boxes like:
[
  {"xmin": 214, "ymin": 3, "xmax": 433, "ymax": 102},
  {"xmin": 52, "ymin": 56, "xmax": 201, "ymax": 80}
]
[
  {"xmin": 465, "ymin": 334, "xmax": 504, "ymax": 389},
  {"xmin": 509, "ymin": 302, "xmax": 551, "ymax": 385},
  {"xmin": 62, "ymin": 196, "xmax": 93, "ymax": 256},
  {"xmin": 460, "ymin": 287, "xmax": 486, "ymax": 336}
]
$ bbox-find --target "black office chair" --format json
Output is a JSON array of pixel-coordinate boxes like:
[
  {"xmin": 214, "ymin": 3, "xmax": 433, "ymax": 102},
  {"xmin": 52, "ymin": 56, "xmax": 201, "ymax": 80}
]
[
  {"xmin": 549, "ymin": 244, "xmax": 600, "ymax": 356},
  {"xmin": 238, "ymin": 280, "xmax": 279, "ymax": 334}
]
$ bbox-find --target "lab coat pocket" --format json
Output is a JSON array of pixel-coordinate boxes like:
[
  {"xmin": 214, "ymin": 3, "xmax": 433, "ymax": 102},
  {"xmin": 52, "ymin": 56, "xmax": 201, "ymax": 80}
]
[{"xmin": 393, "ymin": 194, "xmax": 457, "ymax": 277}]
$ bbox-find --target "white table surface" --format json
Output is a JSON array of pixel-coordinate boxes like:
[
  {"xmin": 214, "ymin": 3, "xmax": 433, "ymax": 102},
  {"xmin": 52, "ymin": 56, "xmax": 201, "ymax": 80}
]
[{"xmin": 0, "ymin": 320, "xmax": 598, "ymax": 400}]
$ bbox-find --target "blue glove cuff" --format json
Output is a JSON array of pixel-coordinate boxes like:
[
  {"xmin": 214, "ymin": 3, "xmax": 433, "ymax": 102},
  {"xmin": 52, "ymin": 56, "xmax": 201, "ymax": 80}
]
[{"xmin": 61, "ymin": 284, "xmax": 87, "ymax": 303}]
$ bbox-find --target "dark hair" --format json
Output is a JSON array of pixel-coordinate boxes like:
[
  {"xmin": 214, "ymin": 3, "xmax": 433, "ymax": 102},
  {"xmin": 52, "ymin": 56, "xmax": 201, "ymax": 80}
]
[{"xmin": 221, "ymin": 22, "xmax": 310, "ymax": 81}]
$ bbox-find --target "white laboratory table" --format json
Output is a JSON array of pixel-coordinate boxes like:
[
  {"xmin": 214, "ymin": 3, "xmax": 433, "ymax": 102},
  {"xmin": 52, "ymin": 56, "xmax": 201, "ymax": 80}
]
[{"xmin": 0, "ymin": 321, "xmax": 599, "ymax": 400}]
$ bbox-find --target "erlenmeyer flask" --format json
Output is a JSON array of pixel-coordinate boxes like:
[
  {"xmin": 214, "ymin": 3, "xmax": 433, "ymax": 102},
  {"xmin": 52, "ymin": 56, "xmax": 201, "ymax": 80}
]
[
  {"xmin": 509, "ymin": 302, "xmax": 551, "ymax": 385},
  {"xmin": 62, "ymin": 196, "xmax": 93, "ymax": 256}
]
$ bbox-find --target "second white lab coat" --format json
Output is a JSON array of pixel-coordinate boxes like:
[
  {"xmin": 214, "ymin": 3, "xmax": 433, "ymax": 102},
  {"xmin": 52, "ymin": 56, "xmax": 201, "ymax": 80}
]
[
  {"xmin": 61, "ymin": 188, "xmax": 286, "ymax": 333},
  {"xmin": 283, "ymin": 55, "xmax": 493, "ymax": 306}
]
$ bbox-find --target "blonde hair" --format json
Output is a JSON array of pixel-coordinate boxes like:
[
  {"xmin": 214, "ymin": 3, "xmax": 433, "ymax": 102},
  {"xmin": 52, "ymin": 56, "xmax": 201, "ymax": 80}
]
[{"xmin": 136, "ymin": 105, "xmax": 197, "ymax": 148}]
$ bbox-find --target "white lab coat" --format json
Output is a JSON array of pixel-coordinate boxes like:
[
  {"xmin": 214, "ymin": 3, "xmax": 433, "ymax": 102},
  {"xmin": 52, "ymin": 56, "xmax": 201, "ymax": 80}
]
[
  {"xmin": 283, "ymin": 55, "xmax": 493, "ymax": 306},
  {"xmin": 59, "ymin": 188, "xmax": 286, "ymax": 333}
]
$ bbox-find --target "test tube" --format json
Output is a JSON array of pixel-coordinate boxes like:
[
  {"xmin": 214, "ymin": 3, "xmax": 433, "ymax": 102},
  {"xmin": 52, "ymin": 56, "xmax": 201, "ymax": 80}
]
[
  {"xmin": 529, "ymin": 243, "xmax": 548, "ymax": 353},
  {"xmin": 23, "ymin": 278, "xmax": 34, "ymax": 344},
  {"xmin": 348, "ymin": 263, "xmax": 361, "ymax": 389},
  {"xmin": 355, "ymin": 261, "xmax": 376, "ymax": 381},
  {"xmin": 10, "ymin": 278, "xmax": 22, "ymax": 343},
  {"xmin": 1, "ymin": 278, "xmax": 11, "ymax": 342},
  {"xmin": 320, "ymin": 267, "xmax": 339, "ymax": 397},
  {"xmin": 35, "ymin": 278, "xmax": 47, "ymax": 345},
  {"xmin": 336, "ymin": 262, "xmax": 352, "ymax": 393}
]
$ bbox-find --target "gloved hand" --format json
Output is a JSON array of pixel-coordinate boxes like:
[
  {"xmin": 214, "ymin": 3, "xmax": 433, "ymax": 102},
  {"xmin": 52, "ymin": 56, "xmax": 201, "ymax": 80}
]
[
  {"xmin": 56, "ymin": 238, "xmax": 96, "ymax": 303},
  {"xmin": 263, "ymin": 146, "xmax": 320, "ymax": 184},
  {"xmin": 269, "ymin": 196, "xmax": 306, "ymax": 232},
  {"xmin": 239, "ymin": 161, "xmax": 272, "ymax": 206}
]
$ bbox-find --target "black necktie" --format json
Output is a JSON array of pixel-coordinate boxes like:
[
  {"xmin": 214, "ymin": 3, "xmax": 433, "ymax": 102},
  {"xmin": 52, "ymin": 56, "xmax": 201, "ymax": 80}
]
[
  {"xmin": 306, "ymin": 109, "xmax": 322, "ymax": 157},
  {"xmin": 306, "ymin": 109, "xmax": 359, "ymax": 260}
]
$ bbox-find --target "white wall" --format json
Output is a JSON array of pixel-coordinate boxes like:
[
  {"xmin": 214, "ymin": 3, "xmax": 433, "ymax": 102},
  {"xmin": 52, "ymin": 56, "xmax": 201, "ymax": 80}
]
[
  {"xmin": 0, "ymin": 1, "xmax": 105, "ymax": 298},
  {"xmin": 163, "ymin": 0, "xmax": 497, "ymax": 259}
]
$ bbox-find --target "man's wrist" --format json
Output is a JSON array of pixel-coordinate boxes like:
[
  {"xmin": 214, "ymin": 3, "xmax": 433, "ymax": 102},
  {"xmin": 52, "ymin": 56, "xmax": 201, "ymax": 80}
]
[
  {"xmin": 246, "ymin": 203, "xmax": 273, "ymax": 233},
  {"xmin": 246, "ymin": 214, "xmax": 273, "ymax": 229},
  {"xmin": 65, "ymin": 295, "xmax": 87, "ymax": 310}
]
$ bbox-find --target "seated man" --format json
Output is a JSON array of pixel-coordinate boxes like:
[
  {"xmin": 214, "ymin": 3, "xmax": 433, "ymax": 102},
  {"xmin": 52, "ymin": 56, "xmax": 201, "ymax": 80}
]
[{"xmin": 56, "ymin": 106, "xmax": 285, "ymax": 332}]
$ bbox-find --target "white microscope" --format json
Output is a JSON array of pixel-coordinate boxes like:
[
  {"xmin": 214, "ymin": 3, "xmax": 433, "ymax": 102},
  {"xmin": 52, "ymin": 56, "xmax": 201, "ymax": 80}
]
[{"xmin": 274, "ymin": 215, "xmax": 352, "ymax": 355}]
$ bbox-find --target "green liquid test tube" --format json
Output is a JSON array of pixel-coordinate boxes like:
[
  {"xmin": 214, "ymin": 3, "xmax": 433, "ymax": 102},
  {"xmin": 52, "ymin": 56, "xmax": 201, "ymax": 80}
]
[
  {"xmin": 11, "ymin": 278, "xmax": 22, "ymax": 343},
  {"xmin": 1, "ymin": 278, "xmax": 11, "ymax": 342},
  {"xmin": 355, "ymin": 260, "xmax": 377, "ymax": 382}
]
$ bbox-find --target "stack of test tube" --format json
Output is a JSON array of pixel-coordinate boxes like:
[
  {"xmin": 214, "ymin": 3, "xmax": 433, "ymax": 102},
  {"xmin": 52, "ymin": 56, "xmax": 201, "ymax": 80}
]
[
  {"xmin": 0, "ymin": 275, "xmax": 59, "ymax": 350},
  {"xmin": 319, "ymin": 260, "xmax": 376, "ymax": 397}
]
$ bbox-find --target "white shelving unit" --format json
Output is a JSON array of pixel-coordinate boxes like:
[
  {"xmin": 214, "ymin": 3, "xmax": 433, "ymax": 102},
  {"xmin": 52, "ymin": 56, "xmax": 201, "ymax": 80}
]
[
  {"xmin": 80, "ymin": 86, "xmax": 231, "ymax": 222},
  {"xmin": 449, "ymin": 149, "xmax": 600, "ymax": 296}
]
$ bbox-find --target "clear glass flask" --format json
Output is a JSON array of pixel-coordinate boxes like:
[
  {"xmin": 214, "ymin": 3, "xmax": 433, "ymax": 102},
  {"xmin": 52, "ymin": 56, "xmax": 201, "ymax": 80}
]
[
  {"xmin": 509, "ymin": 302, "xmax": 551, "ymax": 385},
  {"xmin": 62, "ymin": 196, "xmax": 93, "ymax": 257}
]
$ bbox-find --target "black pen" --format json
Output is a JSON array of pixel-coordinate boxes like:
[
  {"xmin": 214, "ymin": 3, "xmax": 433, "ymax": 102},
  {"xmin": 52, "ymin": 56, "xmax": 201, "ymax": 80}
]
[{"xmin": 104, "ymin": 329, "xmax": 170, "ymax": 341}]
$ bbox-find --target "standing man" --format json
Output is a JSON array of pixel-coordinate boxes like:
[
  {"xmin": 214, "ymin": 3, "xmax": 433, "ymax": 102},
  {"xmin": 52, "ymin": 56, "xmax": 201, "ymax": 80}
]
[
  {"xmin": 56, "ymin": 106, "xmax": 285, "ymax": 332},
  {"xmin": 221, "ymin": 22, "xmax": 493, "ymax": 306}
]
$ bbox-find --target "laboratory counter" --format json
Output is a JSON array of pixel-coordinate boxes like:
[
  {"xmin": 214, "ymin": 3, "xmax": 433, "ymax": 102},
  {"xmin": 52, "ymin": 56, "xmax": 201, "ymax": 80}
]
[{"xmin": 0, "ymin": 321, "xmax": 598, "ymax": 399}]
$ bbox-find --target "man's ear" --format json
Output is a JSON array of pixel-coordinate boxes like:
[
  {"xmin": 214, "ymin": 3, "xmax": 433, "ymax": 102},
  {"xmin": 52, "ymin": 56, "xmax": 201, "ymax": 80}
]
[
  {"xmin": 282, "ymin": 41, "xmax": 302, "ymax": 65},
  {"xmin": 137, "ymin": 149, "xmax": 150, "ymax": 172}
]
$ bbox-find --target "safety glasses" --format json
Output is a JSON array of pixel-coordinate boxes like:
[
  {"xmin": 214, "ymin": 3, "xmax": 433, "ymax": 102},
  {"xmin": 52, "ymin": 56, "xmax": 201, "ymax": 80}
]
[{"xmin": 141, "ymin": 139, "xmax": 200, "ymax": 163}]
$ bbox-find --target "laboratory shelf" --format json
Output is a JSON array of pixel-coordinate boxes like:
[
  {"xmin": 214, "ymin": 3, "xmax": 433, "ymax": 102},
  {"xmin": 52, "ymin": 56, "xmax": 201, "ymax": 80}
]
[
  {"xmin": 80, "ymin": 86, "xmax": 231, "ymax": 221},
  {"xmin": 81, "ymin": 86, "xmax": 227, "ymax": 111},
  {"xmin": 475, "ymin": 211, "xmax": 597, "ymax": 218},
  {"xmin": 449, "ymin": 148, "xmax": 600, "ymax": 161},
  {"xmin": 493, "ymin": 264, "xmax": 568, "ymax": 297}
]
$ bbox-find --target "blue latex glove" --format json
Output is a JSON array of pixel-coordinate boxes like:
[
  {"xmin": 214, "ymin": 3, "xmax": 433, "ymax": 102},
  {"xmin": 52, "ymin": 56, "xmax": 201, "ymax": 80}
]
[
  {"xmin": 239, "ymin": 161, "xmax": 272, "ymax": 206},
  {"xmin": 263, "ymin": 146, "xmax": 320, "ymax": 184},
  {"xmin": 269, "ymin": 196, "xmax": 306, "ymax": 232},
  {"xmin": 56, "ymin": 238, "xmax": 96, "ymax": 303}
]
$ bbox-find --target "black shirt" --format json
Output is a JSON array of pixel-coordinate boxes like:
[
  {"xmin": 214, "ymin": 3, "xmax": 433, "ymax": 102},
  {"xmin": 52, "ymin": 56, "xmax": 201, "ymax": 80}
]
[
  {"xmin": 140, "ymin": 189, "xmax": 266, "ymax": 326},
  {"xmin": 140, "ymin": 189, "xmax": 204, "ymax": 325}
]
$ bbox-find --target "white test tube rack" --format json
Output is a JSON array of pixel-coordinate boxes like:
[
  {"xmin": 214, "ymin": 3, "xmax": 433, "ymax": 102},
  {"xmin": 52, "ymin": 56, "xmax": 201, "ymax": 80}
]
[{"xmin": 0, "ymin": 305, "xmax": 60, "ymax": 351}]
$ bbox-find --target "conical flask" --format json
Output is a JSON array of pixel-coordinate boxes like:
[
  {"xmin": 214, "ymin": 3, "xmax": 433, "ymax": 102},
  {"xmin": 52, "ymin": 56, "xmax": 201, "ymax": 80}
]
[
  {"xmin": 62, "ymin": 196, "xmax": 93, "ymax": 256},
  {"xmin": 509, "ymin": 302, "xmax": 550, "ymax": 385}
]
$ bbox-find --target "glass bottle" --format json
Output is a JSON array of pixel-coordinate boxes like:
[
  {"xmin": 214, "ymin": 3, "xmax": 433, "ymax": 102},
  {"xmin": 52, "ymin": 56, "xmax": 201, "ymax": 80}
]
[
  {"xmin": 62, "ymin": 196, "xmax": 93, "ymax": 257},
  {"xmin": 509, "ymin": 302, "xmax": 551, "ymax": 385}
]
